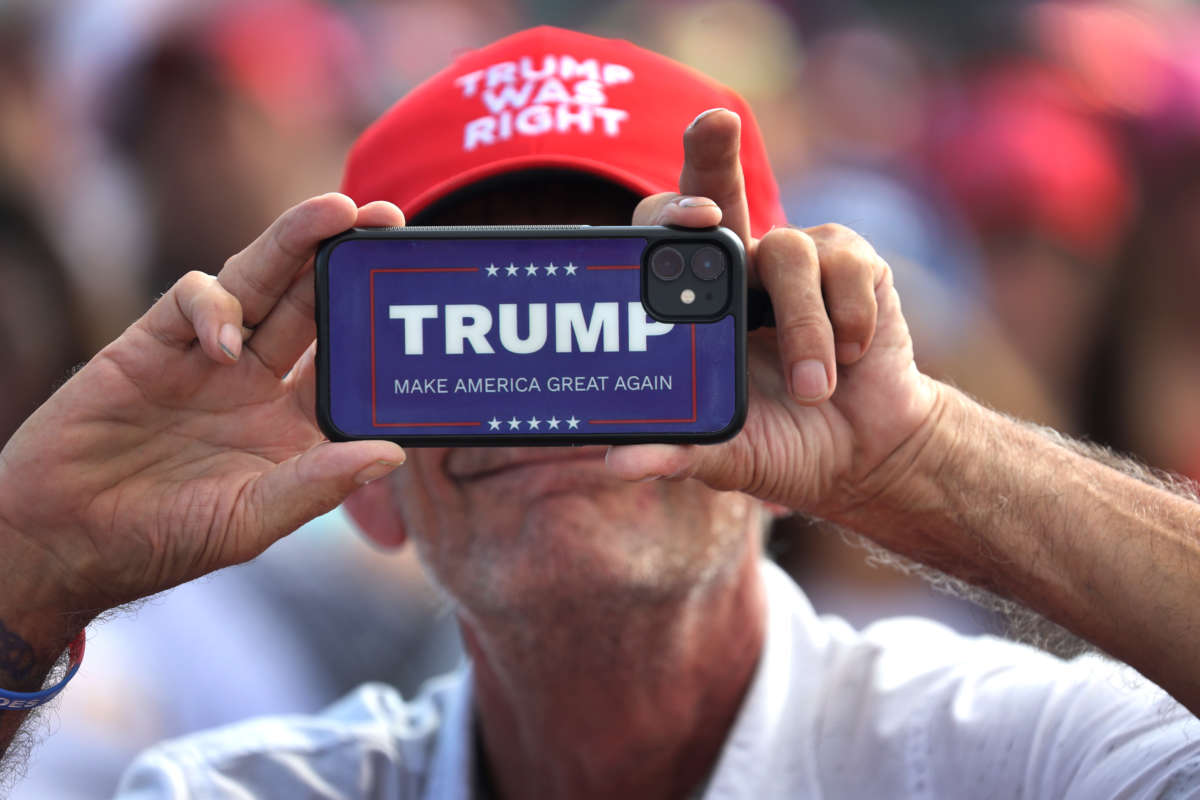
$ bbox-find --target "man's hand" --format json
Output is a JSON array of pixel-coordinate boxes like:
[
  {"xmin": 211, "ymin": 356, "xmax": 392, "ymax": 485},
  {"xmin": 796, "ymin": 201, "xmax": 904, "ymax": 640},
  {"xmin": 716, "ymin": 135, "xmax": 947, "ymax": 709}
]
[
  {"xmin": 607, "ymin": 109, "xmax": 941, "ymax": 521},
  {"xmin": 0, "ymin": 194, "xmax": 406, "ymax": 638},
  {"xmin": 610, "ymin": 109, "xmax": 1200, "ymax": 720}
]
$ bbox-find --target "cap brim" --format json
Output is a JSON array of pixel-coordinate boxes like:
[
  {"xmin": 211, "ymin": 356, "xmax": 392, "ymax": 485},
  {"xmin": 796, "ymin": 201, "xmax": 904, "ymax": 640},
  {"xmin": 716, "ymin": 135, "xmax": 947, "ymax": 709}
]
[{"xmin": 401, "ymin": 153, "xmax": 669, "ymax": 221}]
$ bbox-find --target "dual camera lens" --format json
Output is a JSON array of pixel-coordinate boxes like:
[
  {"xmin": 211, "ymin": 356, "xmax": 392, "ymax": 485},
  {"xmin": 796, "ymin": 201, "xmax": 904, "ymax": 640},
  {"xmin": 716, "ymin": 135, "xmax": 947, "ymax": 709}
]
[
  {"xmin": 642, "ymin": 238, "xmax": 735, "ymax": 322},
  {"xmin": 650, "ymin": 245, "xmax": 725, "ymax": 282}
]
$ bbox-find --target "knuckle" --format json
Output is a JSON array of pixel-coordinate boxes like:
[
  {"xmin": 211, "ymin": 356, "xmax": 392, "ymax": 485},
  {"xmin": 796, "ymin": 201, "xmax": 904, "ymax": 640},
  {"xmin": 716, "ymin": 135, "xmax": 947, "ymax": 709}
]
[
  {"xmin": 808, "ymin": 224, "xmax": 879, "ymax": 265},
  {"xmin": 221, "ymin": 252, "xmax": 242, "ymax": 275},
  {"xmin": 214, "ymin": 286, "xmax": 243, "ymax": 318},
  {"xmin": 184, "ymin": 276, "xmax": 243, "ymax": 327},
  {"xmin": 270, "ymin": 207, "xmax": 309, "ymax": 261},
  {"xmin": 177, "ymin": 270, "xmax": 211, "ymax": 292},
  {"xmin": 238, "ymin": 262, "xmax": 277, "ymax": 301},
  {"xmin": 828, "ymin": 300, "xmax": 873, "ymax": 333},
  {"xmin": 282, "ymin": 284, "xmax": 316, "ymax": 317},
  {"xmin": 821, "ymin": 244, "xmax": 879, "ymax": 286},
  {"xmin": 876, "ymin": 257, "xmax": 895, "ymax": 288},
  {"xmin": 758, "ymin": 226, "xmax": 789, "ymax": 247},
  {"xmin": 176, "ymin": 272, "xmax": 214, "ymax": 318},
  {"xmin": 779, "ymin": 313, "xmax": 831, "ymax": 344},
  {"xmin": 759, "ymin": 228, "xmax": 817, "ymax": 272},
  {"xmin": 808, "ymin": 222, "xmax": 856, "ymax": 242},
  {"xmin": 849, "ymin": 237, "xmax": 882, "ymax": 267}
]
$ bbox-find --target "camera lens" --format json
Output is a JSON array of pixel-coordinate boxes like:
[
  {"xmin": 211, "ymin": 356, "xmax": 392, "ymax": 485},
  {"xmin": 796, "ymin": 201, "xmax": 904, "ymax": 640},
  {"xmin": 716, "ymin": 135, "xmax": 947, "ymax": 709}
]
[
  {"xmin": 649, "ymin": 246, "xmax": 685, "ymax": 281},
  {"xmin": 690, "ymin": 246, "xmax": 726, "ymax": 281}
]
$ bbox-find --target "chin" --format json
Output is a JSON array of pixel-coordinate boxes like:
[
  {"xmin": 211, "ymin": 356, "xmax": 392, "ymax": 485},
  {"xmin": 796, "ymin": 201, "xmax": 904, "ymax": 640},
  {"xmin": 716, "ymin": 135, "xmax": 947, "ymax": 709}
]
[{"xmin": 442, "ymin": 491, "xmax": 749, "ymax": 620}]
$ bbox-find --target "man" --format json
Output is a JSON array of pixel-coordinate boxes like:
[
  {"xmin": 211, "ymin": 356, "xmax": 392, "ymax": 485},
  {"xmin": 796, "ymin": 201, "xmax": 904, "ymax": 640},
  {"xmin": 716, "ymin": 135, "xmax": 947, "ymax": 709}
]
[{"xmin": 2, "ymin": 27, "xmax": 1200, "ymax": 798}]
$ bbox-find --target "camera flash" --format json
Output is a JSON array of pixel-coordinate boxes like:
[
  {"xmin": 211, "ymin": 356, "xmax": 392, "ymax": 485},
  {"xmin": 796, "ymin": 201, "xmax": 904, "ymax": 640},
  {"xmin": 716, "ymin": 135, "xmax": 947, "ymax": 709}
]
[{"xmin": 680, "ymin": 289, "xmax": 696, "ymax": 304}]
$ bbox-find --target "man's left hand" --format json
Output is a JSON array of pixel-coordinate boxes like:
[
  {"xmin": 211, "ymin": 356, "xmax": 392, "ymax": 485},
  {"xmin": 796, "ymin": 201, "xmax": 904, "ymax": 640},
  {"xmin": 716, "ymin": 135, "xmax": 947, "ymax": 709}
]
[{"xmin": 607, "ymin": 108, "xmax": 942, "ymax": 521}]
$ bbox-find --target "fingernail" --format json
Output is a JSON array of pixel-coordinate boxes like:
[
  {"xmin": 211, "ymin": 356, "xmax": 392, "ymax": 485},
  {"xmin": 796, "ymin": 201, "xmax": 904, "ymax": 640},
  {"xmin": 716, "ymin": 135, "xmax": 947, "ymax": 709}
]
[
  {"xmin": 636, "ymin": 474, "xmax": 663, "ymax": 483},
  {"xmin": 676, "ymin": 196, "xmax": 717, "ymax": 208},
  {"xmin": 791, "ymin": 360, "xmax": 829, "ymax": 401},
  {"xmin": 688, "ymin": 107, "xmax": 727, "ymax": 129},
  {"xmin": 218, "ymin": 323, "xmax": 241, "ymax": 361},
  {"xmin": 354, "ymin": 460, "xmax": 403, "ymax": 485},
  {"xmin": 836, "ymin": 342, "xmax": 862, "ymax": 362}
]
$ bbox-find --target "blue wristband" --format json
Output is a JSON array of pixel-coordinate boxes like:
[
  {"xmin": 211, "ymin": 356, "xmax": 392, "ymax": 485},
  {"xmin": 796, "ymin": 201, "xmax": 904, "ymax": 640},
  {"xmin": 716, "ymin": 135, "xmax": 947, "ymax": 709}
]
[{"xmin": 0, "ymin": 630, "xmax": 86, "ymax": 711}]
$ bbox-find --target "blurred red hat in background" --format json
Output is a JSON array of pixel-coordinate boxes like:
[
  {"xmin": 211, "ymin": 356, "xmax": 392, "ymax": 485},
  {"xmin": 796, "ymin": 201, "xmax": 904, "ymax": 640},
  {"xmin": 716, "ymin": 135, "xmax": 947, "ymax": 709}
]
[
  {"xmin": 204, "ymin": 0, "xmax": 367, "ymax": 125},
  {"xmin": 926, "ymin": 64, "xmax": 1135, "ymax": 260}
]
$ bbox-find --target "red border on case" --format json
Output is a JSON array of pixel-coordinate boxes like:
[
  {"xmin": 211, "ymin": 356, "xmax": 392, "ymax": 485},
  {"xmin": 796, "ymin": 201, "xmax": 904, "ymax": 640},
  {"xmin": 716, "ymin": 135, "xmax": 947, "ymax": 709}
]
[{"xmin": 368, "ymin": 266, "xmax": 698, "ymax": 429}]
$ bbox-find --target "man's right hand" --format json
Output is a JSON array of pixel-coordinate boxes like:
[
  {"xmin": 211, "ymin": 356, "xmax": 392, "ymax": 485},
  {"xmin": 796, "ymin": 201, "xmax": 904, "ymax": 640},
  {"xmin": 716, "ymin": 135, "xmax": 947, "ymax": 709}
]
[{"xmin": 0, "ymin": 194, "xmax": 406, "ymax": 653}]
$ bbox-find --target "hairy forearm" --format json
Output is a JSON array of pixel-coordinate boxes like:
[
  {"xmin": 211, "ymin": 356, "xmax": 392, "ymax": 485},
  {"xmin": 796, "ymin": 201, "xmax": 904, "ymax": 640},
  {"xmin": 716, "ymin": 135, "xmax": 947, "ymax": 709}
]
[
  {"xmin": 839, "ymin": 383, "xmax": 1200, "ymax": 714},
  {"xmin": 0, "ymin": 516, "xmax": 91, "ymax": 763},
  {"xmin": 0, "ymin": 612, "xmax": 82, "ymax": 764}
]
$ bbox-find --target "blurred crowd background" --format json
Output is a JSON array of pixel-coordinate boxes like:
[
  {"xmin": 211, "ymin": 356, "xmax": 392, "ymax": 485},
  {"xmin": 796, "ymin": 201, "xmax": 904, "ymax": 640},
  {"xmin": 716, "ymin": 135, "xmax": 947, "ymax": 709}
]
[{"xmin": 4, "ymin": 0, "xmax": 1200, "ymax": 796}]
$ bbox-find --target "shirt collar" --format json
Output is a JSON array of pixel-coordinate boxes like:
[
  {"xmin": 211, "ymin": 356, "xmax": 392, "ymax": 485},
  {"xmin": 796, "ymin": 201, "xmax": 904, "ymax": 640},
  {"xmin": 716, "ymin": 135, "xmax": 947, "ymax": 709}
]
[
  {"xmin": 424, "ymin": 664, "xmax": 477, "ymax": 800},
  {"xmin": 424, "ymin": 560, "xmax": 828, "ymax": 800},
  {"xmin": 701, "ymin": 559, "xmax": 829, "ymax": 799}
]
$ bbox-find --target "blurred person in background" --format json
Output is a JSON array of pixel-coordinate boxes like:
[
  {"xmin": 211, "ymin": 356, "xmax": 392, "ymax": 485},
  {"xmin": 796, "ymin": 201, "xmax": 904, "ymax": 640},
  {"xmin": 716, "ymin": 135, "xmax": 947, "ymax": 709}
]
[
  {"xmin": 0, "ymin": 185, "xmax": 87, "ymax": 446},
  {"xmin": 1083, "ymin": 54, "xmax": 1200, "ymax": 484},
  {"xmin": 105, "ymin": 0, "xmax": 370, "ymax": 297},
  {"xmin": 787, "ymin": 23, "xmax": 1056, "ymax": 418},
  {"xmin": 351, "ymin": 0, "xmax": 519, "ymax": 107},
  {"xmin": 1022, "ymin": 0, "xmax": 1200, "ymax": 486},
  {"xmin": 927, "ymin": 0, "xmax": 1200, "ymax": 487},
  {"xmin": 926, "ymin": 61, "xmax": 1136, "ymax": 436},
  {"xmin": 2, "ymin": 1, "xmax": 148, "ymax": 352}
]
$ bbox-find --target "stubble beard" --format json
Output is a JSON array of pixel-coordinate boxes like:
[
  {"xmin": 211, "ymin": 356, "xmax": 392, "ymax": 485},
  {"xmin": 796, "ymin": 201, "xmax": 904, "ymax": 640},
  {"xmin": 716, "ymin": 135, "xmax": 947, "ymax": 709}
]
[{"xmin": 412, "ymin": 482, "xmax": 759, "ymax": 631}]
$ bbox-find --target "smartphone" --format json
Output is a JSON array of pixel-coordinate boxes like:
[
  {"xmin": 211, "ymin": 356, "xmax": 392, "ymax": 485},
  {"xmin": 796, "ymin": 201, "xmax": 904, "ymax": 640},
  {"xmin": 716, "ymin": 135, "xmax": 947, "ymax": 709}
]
[{"xmin": 315, "ymin": 226, "xmax": 748, "ymax": 446}]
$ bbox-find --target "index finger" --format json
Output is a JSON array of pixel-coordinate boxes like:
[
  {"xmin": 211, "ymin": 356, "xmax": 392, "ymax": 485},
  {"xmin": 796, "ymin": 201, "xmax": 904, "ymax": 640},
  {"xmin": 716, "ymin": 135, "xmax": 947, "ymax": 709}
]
[
  {"xmin": 218, "ymin": 193, "xmax": 359, "ymax": 327},
  {"xmin": 247, "ymin": 200, "xmax": 406, "ymax": 378},
  {"xmin": 679, "ymin": 108, "xmax": 753, "ymax": 248}
]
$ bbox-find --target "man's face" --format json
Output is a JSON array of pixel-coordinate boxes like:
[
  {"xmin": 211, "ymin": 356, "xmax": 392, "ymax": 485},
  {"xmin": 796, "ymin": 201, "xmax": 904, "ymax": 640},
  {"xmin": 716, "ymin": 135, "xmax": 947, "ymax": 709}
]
[{"xmin": 383, "ymin": 176, "xmax": 764, "ymax": 622}]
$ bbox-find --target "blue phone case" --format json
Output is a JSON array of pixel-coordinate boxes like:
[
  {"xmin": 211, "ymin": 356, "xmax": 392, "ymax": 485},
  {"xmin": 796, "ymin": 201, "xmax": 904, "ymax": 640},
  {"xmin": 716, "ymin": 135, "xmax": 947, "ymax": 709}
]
[{"xmin": 315, "ymin": 226, "xmax": 748, "ymax": 446}]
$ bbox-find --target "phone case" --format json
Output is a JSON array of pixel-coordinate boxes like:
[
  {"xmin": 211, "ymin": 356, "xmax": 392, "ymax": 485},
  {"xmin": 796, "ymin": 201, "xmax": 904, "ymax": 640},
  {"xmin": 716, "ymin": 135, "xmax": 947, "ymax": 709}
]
[{"xmin": 315, "ymin": 226, "xmax": 747, "ymax": 446}]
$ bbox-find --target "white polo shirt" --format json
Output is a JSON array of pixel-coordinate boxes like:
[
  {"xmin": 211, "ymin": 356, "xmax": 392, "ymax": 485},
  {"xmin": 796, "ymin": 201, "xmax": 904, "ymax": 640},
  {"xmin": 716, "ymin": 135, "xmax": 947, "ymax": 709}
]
[{"xmin": 114, "ymin": 562, "xmax": 1200, "ymax": 798}]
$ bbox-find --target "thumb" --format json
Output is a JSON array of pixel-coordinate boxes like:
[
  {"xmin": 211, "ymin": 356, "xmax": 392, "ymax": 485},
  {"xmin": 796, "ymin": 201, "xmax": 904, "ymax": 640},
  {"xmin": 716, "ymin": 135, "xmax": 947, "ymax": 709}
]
[
  {"xmin": 242, "ymin": 440, "xmax": 406, "ymax": 554},
  {"xmin": 606, "ymin": 442, "xmax": 794, "ymax": 512},
  {"xmin": 605, "ymin": 443, "xmax": 736, "ymax": 489}
]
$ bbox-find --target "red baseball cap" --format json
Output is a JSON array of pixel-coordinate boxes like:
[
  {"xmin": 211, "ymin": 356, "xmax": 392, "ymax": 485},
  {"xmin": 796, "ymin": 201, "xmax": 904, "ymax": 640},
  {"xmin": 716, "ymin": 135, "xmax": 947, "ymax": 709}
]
[{"xmin": 341, "ymin": 26, "xmax": 785, "ymax": 236}]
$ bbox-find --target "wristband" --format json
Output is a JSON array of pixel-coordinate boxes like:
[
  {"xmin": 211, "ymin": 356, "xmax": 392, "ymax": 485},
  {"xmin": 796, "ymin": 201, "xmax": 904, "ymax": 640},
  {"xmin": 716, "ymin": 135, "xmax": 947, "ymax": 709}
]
[{"xmin": 0, "ymin": 629, "xmax": 86, "ymax": 711}]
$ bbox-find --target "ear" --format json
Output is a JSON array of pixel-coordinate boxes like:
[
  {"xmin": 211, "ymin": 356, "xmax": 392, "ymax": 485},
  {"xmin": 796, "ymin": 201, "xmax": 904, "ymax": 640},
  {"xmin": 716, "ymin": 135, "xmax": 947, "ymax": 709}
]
[{"xmin": 343, "ymin": 478, "xmax": 408, "ymax": 549}]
